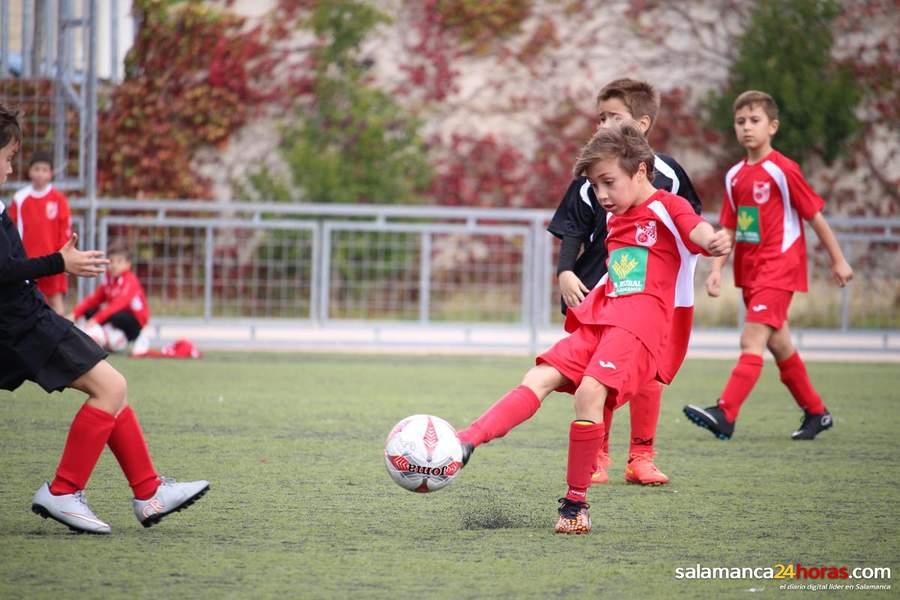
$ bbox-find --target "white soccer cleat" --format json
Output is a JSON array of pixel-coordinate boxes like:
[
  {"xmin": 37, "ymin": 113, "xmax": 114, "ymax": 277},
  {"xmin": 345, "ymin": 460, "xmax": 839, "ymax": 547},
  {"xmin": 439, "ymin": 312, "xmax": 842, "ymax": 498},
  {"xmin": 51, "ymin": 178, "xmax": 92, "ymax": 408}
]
[
  {"xmin": 130, "ymin": 329, "xmax": 151, "ymax": 356},
  {"xmin": 31, "ymin": 482, "xmax": 111, "ymax": 534},
  {"xmin": 103, "ymin": 324, "xmax": 129, "ymax": 352},
  {"xmin": 133, "ymin": 476, "xmax": 210, "ymax": 528}
]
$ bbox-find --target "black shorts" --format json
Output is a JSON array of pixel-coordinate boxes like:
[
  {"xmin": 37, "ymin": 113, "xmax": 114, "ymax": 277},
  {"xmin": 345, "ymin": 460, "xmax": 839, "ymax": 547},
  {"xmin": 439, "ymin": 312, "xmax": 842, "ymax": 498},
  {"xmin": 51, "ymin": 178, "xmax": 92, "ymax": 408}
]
[
  {"xmin": 83, "ymin": 308, "xmax": 143, "ymax": 341},
  {"xmin": 26, "ymin": 327, "xmax": 108, "ymax": 393}
]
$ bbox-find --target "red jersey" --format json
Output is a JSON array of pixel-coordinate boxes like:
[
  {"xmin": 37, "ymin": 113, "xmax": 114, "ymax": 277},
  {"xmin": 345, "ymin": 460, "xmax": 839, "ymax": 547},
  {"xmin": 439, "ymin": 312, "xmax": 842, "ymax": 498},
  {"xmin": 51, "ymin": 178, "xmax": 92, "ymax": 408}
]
[
  {"xmin": 9, "ymin": 184, "xmax": 71, "ymax": 259},
  {"xmin": 720, "ymin": 150, "xmax": 824, "ymax": 292},
  {"xmin": 564, "ymin": 189, "xmax": 706, "ymax": 383},
  {"xmin": 72, "ymin": 269, "xmax": 150, "ymax": 327}
]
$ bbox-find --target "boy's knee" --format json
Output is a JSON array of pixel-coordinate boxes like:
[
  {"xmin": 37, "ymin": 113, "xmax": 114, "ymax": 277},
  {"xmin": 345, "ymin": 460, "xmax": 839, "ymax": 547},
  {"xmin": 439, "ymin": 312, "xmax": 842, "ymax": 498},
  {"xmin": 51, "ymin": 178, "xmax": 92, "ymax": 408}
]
[
  {"xmin": 574, "ymin": 380, "xmax": 606, "ymax": 413},
  {"xmin": 96, "ymin": 370, "xmax": 128, "ymax": 413}
]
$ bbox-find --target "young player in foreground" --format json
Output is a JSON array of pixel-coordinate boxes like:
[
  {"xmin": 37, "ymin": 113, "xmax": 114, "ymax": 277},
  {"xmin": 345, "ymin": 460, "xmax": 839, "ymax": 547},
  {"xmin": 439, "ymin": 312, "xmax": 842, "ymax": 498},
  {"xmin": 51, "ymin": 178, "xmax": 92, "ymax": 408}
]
[
  {"xmin": 459, "ymin": 122, "xmax": 730, "ymax": 534},
  {"xmin": 682, "ymin": 90, "xmax": 853, "ymax": 441},
  {"xmin": 548, "ymin": 78, "xmax": 704, "ymax": 486},
  {"xmin": 0, "ymin": 103, "xmax": 209, "ymax": 534}
]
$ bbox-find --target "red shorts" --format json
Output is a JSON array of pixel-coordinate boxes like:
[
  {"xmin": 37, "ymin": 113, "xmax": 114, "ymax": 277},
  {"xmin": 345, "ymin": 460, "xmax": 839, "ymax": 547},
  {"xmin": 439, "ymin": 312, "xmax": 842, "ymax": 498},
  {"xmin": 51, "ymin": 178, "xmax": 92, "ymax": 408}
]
[
  {"xmin": 536, "ymin": 324, "xmax": 657, "ymax": 408},
  {"xmin": 37, "ymin": 273, "xmax": 68, "ymax": 298},
  {"xmin": 742, "ymin": 287, "xmax": 793, "ymax": 329}
]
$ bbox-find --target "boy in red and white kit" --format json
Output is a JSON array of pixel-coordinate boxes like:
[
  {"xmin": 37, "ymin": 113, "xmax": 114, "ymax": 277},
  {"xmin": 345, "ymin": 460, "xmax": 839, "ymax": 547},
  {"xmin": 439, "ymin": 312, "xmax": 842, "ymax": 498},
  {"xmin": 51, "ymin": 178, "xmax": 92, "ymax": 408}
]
[
  {"xmin": 457, "ymin": 123, "xmax": 731, "ymax": 534},
  {"xmin": 683, "ymin": 90, "xmax": 853, "ymax": 441},
  {"xmin": 9, "ymin": 151, "xmax": 71, "ymax": 314},
  {"xmin": 69, "ymin": 244, "xmax": 150, "ymax": 354}
]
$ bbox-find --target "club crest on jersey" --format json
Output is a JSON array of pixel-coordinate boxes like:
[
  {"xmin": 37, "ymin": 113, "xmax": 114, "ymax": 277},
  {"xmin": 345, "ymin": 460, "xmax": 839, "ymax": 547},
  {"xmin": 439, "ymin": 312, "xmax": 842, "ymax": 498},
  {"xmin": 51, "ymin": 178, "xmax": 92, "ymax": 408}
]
[
  {"xmin": 45, "ymin": 201, "xmax": 58, "ymax": 219},
  {"xmin": 752, "ymin": 181, "xmax": 770, "ymax": 205},
  {"xmin": 635, "ymin": 221, "xmax": 657, "ymax": 247}
]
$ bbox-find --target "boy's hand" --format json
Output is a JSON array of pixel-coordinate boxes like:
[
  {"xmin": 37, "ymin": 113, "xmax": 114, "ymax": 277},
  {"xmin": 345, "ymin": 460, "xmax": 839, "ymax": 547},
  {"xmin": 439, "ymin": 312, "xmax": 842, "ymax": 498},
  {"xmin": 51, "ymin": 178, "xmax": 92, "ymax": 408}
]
[
  {"xmin": 59, "ymin": 234, "xmax": 109, "ymax": 278},
  {"xmin": 706, "ymin": 270, "xmax": 722, "ymax": 297},
  {"xmin": 832, "ymin": 259, "xmax": 854, "ymax": 287},
  {"xmin": 558, "ymin": 271, "xmax": 590, "ymax": 307},
  {"xmin": 706, "ymin": 229, "xmax": 732, "ymax": 257}
]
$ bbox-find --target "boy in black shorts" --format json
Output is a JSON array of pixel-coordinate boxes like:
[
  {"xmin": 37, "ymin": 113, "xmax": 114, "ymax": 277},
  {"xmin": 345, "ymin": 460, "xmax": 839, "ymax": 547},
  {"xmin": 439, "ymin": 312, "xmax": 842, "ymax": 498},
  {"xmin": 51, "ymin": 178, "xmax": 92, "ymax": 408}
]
[{"xmin": 0, "ymin": 103, "xmax": 209, "ymax": 534}]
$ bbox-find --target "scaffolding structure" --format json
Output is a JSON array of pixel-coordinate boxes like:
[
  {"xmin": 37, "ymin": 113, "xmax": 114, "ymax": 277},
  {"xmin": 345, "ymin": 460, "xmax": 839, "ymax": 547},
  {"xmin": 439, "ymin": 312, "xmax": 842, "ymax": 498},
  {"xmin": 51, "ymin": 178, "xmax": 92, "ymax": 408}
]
[{"xmin": 1, "ymin": 0, "xmax": 98, "ymax": 246}]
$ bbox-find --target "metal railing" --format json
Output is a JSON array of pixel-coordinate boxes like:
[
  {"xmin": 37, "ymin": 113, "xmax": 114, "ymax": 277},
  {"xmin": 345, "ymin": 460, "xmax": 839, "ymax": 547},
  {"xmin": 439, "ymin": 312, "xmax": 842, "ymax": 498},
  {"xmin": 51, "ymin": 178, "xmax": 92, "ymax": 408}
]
[{"xmin": 58, "ymin": 199, "xmax": 899, "ymax": 355}]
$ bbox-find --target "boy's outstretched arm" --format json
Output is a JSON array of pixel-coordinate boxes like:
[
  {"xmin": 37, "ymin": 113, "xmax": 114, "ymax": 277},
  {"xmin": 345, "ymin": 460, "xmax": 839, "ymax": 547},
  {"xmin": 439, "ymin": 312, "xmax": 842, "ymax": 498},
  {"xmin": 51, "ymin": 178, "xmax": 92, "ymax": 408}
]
[
  {"xmin": 808, "ymin": 212, "xmax": 853, "ymax": 287},
  {"xmin": 688, "ymin": 223, "xmax": 733, "ymax": 298},
  {"xmin": 704, "ymin": 227, "xmax": 734, "ymax": 298},
  {"xmin": 59, "ymin": 233, "xmax": 109, "ymax": 278}
]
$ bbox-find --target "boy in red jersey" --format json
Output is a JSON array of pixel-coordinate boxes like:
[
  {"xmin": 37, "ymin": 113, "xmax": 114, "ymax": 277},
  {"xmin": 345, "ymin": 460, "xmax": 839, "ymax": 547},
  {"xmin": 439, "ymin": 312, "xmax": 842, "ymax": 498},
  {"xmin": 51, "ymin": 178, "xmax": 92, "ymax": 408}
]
[
  {"xmin": 0, "ymin": 104, "xmax": 208, "ymax": 534},
  {"xmin": 9, "ymin": 151, "xmax": 71, "ymax": 314},
  {"xmin": 457, "ymin": 123, "xmax": 731, "ymax": 534},
  {"xmin": 548, "ymin": 78, "xmax": 704, "ymax": 487},
  {"xmin": 683, "ymin": 90, "xmax": 853, "ymax": 441},
  {"xmin": 70, "ymin": 244, "xmax": 150, "ymax": 354}
]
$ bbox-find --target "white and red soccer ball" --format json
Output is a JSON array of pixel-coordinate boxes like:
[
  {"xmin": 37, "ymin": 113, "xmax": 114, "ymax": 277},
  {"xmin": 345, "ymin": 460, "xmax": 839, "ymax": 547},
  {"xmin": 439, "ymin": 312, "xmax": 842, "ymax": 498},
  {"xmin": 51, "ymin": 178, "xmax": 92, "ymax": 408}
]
[{"xmin": 384, "ymin": 414, "xmax": 464, "ymax": 493}]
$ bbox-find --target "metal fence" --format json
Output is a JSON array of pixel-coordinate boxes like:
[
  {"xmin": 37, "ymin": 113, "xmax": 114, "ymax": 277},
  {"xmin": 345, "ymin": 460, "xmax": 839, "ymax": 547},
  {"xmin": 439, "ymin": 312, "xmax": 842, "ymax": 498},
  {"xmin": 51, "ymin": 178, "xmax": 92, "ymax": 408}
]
[{"xmin": 62, "ymin": 199, "xmax": 899, "ymax": 355}]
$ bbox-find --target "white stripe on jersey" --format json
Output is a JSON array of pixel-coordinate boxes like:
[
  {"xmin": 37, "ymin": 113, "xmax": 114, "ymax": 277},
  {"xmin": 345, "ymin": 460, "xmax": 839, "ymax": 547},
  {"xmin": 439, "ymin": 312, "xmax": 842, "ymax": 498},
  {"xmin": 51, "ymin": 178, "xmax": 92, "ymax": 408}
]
[
  {"xmin": 648, "ymin": 199, "xmax": 699, "ymax": 308},
  {"xmin": 723, "ymin": 160, "xmax": 743, "ymax": 212},
  {"xmin": 653, "ymin": 156, "xmax": 679, "ymax": 195},
  {"xmin": 0, "ymin": 199, "xmax": 4, "ymax": 213},
  {"xmin": 761, "ymin": 160, "xmax": 802, "ymax": 252},
  {"xmin": 578, "ymin": 179, "xmax": 592, "ymax": 209}
]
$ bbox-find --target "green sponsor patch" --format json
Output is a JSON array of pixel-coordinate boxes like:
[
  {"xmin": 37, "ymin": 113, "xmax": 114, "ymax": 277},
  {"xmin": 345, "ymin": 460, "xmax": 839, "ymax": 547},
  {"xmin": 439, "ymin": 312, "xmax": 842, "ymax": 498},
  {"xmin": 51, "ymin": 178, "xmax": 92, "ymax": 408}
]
[
  {"xmin": 736, "ymin": 205, "xmax": 761, "ymax": 243},
  {"xmin": 608, "ymin": 246, "xmax": 648, "ymax": 295}
]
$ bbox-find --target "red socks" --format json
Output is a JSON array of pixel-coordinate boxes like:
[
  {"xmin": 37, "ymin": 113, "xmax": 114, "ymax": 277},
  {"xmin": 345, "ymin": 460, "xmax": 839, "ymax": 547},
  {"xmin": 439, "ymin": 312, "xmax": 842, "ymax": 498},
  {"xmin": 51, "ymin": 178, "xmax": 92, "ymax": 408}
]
[
  {"xmin": 107, "ymin": 406, "xmax": 160, "ymax": 500},
  {"xmin": 629, "ymin": 381, "xmax": 662, "ymax": 457},
  {"xmin": 565, "ymin": 421, "xmax": 605, "ymax": 503},
  {"xmin": 777, "ymin": 352, "xmax": 826, "ymax": 414},
  {"xmin": 457, "ymin": 385, "xmax": 541, "ymax": 447},
  {"xmin": 717, "ymin": 353, "xmax": 764, "ymax": 422},
  {"xmin": 50, "ymin": 404, "xmax": 116, "ymax": 495}
]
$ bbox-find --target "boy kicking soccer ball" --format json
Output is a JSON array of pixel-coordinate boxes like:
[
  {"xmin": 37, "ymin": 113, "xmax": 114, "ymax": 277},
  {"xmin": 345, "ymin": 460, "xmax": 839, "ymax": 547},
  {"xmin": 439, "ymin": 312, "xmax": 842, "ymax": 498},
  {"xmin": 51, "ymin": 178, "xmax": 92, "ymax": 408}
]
[
  {"xmin": 0, "ymin": 104, "xmax": 209, "ymax": 534},
  {"xmin": 459, "ymin": 122, "xmax": 730, "ymax": 533}
]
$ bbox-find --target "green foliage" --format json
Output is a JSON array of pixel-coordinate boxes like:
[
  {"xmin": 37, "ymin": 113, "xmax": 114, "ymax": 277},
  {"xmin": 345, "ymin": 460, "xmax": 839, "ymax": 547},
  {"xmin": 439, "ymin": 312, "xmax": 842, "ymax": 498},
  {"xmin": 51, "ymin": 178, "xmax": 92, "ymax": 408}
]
[
  {"xmin": 1, "ymin": 354, "xmax": 897, "ymax": 597},
  {"xmin": 706, "ymin": 0, "xmax": 860, "ymax": 164},
  {"xmin": 264, "ymin": 0, "xmax": 431, "ymax": 204}
]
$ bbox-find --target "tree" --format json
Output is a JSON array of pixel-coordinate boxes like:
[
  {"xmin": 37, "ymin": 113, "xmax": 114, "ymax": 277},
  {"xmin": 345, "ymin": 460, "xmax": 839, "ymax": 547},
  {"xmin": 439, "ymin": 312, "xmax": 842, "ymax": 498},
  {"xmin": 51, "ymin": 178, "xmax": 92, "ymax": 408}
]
[
  {"xmin": 270, "ymin": 0, "xmax": 431, "ymax": 204},
  {"xmin": 705, "ymin": 0, "xmax": 860, "ymax": 164}
]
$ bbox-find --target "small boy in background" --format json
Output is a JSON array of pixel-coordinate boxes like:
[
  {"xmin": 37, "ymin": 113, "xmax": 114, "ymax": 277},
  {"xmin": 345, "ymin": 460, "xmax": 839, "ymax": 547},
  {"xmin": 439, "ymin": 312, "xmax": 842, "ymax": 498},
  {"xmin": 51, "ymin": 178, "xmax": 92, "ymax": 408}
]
[
  {"xmin": 9, "ymin": 150, "xmax": 72, "ymax": 315},
  {"xmin": 69, "ymin": 244, "xmax": 150, "ymax": 355},
  {"xmin": 683, "ymin": 90, "xmax": 853, "ymax": 441}
]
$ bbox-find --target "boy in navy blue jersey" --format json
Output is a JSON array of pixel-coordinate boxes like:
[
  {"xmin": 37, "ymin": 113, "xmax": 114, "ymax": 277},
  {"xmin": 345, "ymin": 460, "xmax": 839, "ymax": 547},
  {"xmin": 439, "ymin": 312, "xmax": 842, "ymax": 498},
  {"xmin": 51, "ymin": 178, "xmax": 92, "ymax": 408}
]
[
  {"xmin": 547, "ymin": 78, "xmax": 702, "ymax": 486},
  {"xmin": 0, "ymin": 104, "xmax": 209, "ymax": 534}
]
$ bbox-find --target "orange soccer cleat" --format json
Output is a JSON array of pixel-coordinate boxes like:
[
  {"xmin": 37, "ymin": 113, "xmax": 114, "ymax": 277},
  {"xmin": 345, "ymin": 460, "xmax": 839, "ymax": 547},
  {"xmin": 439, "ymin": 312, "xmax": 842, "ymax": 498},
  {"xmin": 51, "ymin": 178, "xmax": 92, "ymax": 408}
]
[
  {"xmin": 590, "ymin": 450, "xmax": 611, "ymax": 485},
  {"xmin": 554, "ymin": 498, "xmax": 592, "ymax": 534},
  {"xmin": 624, "ymin": 454, "xmax": 669, "ymax": 486}
]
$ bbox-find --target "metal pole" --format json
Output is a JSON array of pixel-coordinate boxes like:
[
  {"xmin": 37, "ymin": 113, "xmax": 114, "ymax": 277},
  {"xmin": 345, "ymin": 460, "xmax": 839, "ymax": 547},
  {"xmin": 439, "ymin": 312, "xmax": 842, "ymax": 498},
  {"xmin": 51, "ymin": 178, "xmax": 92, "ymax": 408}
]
[
  {"xmin": 85, "ymin": 0, "xmax": 97, "ymax": 250},
  {"xmin": 22, "ymin": 0, "xmax": 32, "ymax": 77},
  {"xmin": 0, "ymin": 1, "xmax": 8, "ymax": 77}
]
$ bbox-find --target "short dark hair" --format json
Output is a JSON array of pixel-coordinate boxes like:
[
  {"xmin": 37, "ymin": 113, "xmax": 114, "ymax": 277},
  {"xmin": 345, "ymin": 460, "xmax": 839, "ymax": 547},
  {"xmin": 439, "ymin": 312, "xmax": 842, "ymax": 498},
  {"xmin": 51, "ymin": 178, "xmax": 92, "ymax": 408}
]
[
  {"xmin": 29, "ymin": 150, "xmax": 54, "ymax": 169},
  {"xmin": 573, "ymin": 121, "xmax": 655, "ymax": 179},
  {"xmin": 733, "ymin": 90, "xmax": 779, "ymax": 121},
  {"xmin": 107, "ymin": 243, "xmax": 132, "ymax": 260},
  {"xmin": 597, "ymin": 78, "xmax": 661, "ymax": 134},
  {"xmin": 0, "ymin": 104, "xmax": 22, "ymax": 149}
]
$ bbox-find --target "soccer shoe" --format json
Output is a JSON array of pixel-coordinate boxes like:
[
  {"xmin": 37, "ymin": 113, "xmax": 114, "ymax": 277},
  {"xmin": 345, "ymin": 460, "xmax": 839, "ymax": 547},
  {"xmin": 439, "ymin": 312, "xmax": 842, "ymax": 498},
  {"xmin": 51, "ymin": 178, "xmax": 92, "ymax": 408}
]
[
  {"xmin": 133, "ymin": 476, "xmax": 210, "ymax": 528},
  {"xmin": 459, "ymin": 440, "xmax": 475, "ymax": 467},
  {"xmin": 683, "ymin": 404, "xmax": 735, "ymax": 440},
  {"xmin": 590, "ymin": 451, "xmax": 610, "ymax": 485},
  {"xmin": 31, "ymin": 482, "xmax": 111, "ymax": 534},
  {"xmin": 791, "ymin": 411, "xmax": 833, "ymax": 440},
  {"xmin": 624, "ymin": 454, "xmax": 669, "ymax": 485},
  {"xmin": 554, "ymin": 498, "xmax": 591, "ymax": 535}
]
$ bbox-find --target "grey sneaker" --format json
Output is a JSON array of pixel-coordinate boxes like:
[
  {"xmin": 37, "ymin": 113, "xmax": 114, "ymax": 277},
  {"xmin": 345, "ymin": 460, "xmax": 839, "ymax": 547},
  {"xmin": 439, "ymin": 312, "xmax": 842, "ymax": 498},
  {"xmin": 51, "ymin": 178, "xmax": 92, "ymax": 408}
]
[
  {"xmin": 31, "ymin": 482, "xmax": 111, "ymax": 534},
  {"xmin": 133, "ymin": 476, "xmax": 209, "ymax": 528}
]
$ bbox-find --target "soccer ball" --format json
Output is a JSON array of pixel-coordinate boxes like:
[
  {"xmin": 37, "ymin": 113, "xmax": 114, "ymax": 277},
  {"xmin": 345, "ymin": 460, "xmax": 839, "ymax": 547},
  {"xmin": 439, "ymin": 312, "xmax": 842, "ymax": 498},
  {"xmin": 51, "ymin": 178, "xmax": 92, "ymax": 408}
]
[{"xmin": 384, "ymin": 414, "xmax": 464, "ymax": 493}]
